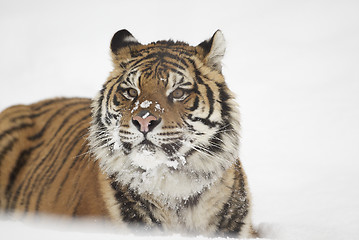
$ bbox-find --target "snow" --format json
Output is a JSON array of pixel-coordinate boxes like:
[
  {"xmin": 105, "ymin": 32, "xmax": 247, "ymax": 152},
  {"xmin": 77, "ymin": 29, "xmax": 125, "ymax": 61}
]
[
  {"xmin": 131, "ymin": 100, "xmax": 140, "ymax": 113},
  {"xmin": 1, "ymin": 218, "xmax": 259, "ymax": 240},
  {"xmin": 142, "ymin": 112, "xmax": 150, "ymax": 119},
  {"xmin": 140, "ymin": 100, "xmax": 153, "ymax": 108},
  {"xmin": 1, "ymin": 0, "xmax": 359, "ymax": 239},
  {"xmin": 131, "ymin": 146, "xmax": 180, "ymax": 170},
  {"xmin": 155, "ymin": 103, "xmax": 165, "ymax": 113}
]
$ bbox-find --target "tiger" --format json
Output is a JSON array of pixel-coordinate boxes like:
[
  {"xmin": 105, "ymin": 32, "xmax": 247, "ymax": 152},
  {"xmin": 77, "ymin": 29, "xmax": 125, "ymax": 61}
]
[{"xmin": 0, "ymin": 29, "xmax": 257, "ymax": 238}]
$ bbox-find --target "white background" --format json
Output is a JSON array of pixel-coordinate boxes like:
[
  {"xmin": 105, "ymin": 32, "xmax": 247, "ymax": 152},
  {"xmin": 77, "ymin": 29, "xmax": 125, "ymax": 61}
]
[{"xmin": 1, "ymin": 0, "xmax": 358, "ymax": 239}]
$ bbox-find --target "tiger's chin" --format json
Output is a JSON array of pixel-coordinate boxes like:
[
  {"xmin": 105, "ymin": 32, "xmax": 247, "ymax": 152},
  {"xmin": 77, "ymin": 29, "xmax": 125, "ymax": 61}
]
[
  {"xmin": 130, "ymin": 141, "xmax": 181, "ymax": 171},
  {"xmin": 95, "ymin": 140, "xmax": 221, "ymax": 205}
]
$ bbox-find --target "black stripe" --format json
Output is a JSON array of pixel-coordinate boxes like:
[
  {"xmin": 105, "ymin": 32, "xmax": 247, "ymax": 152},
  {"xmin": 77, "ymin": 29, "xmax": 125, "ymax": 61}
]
[
  {"xmin": 163, "ymin": 52, "xmax": 189, "ymax": 68},
  {"xmin": 180, "ymin": 82, "xmax": 192, "ymax": 86},
  {"xmin": 34, "ymin": 127, "xmax": 89, "ymax": 211},
  {"xmin": 94, "ymin": 88, "xmax": 106, "ymax": 131},
  {"xmin": 20, "ymin": 144, "xmax": 58, "ymax": 211},
  {"xmin": 154, "ymin": 62, "xmax": 163, "ymax": 85},
  {"xmin": 36, "ymin": 117, "xmax": 90, "ymax": 200},
  {"xmin": 54, "ymin": 133, "xmax": 90, "ymax": 201},
  {"xmin": 22, "ymin": 114, "xmax": 90, "ymax": 211},
  {"xmin": 172, "ymin": 76, "xmax": 184, "ymax": 88},
  {"xmin": 10, "ymin": 109, "xmax": 51, "ymax": 122},
  {"xmin": 28, "ymin": 101, "xmax": 88, "ymax": 141},
  {"xmin": 138, "ymin": 73, "xmax": 143, "ymax": 88},
  {"xmin": 130, "ymin": 51, "xmax": 188, "ymax": 70},
  {"xmin": 113, "ymin": 94, "xmax": 121, "ymax": 107},
  {"xmin": 182, "ymin": 191, "xmax": 202, "ymax": 208},
  {"xmin": 157, "ymin": 131, "xmax": 182, "ymax": 136},
  {"xmin": 111, "ymin": 182, "xmax": 144, "ymax": 224},
  {"xmin": 0, "ymin": 123, "xmax": 34, "ymax": 142},
  {"xmin": 161, "ymin": 137, "xmax": 183, "ymax": 142},
  {"xmin": 47, "ymin": 107, "xmax": 90, "ymax": 144},
  {"xmin": 111, "ymin": 182, "xmax": 162, "ymax": 226},
  {"xmin": 72, "ymin": 190, "xmax": 84, "ymax": 217},
  {"xmin": 0, "ymin": 108, "xmax": 27, "ymax": 122},
  {"xmin": 194, "ymin": 71, "xmax": 216, "ymax": 119},
  {"xmin": 182, "ymin": 95, "xmax": 192, "ymax": 104},
  {"xmin": 5, "ymin": 142, "xmax": 43, "ymax": 210},
  {"xmin": 206, "ymin": 132, "xmax": 225, "ymax": 154},
  {"xmin": 187, "ymin": 114, "xmax": 218, "ymax": 128},
  {"xmin": 122, "ymin": 142, "xmax": 132, "ymax": 155},
  {"xmin": 217, "ymin": 201, "xmax": 232, "ymax": 231},
  {"xmin": 162, "ymin": 60, "xmax": 186, "ymax": 71},
  {"xmin": 192, "ymin": 82, "xmax": 200, "ymax": 94},
  {"xmin": 130, "ymin": 53, "xmax": 157, "ymax": 70},
  {"xmin": 0, "ymin": 137, "xmax": 18, "ymax": 168},
  {"xmin": 163, "ymin": 67, "xmax": 184, "ymax": 76},
  {"xmin": 187, "ymin": 96, "xmax": 199, "ymax": 111},
  {"xmin": 204, "ymin": 84, "xmax": 215, "ymax": 119},
  {"xmin": 135, "ymin": 45, "xmax": 193, "ymax": 57},
  {"xmin": 216, "ymin": 83, "xmax": 232, "ymax": 118},
  {"xmin": 216, "ymin": 163, "xmax": 249, "ymax": 236},
  {"xmin": 195, "ymin": 70, "xmax": 204, "ymax": 84},
  {"xmin": 161, "ymin": 142, "xmax": 182, "ymax": 156},
  {"xmin": 105, "ymin": 78, "xmax": 122, "ymax": 116},
  {"xmin": 95, "ymin": 77, "xmax": 117, "ymax": 128},
  {"xmin": 119, "ymin": 130, "xmax": 134, "ymax": 135},
  {"xmin": 31, "ymin": 98, "xmax": 73, "ymax": 111},
  {"xmin": 125, "ymin": 76, "xmax": 133, "ymax": 86}
]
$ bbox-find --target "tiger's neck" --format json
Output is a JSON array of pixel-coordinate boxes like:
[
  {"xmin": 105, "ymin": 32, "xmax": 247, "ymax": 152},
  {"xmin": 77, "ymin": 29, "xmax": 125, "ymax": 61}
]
[{"xmin": 99, "ymin": 164, "xmax": 240, "ymax": 232}]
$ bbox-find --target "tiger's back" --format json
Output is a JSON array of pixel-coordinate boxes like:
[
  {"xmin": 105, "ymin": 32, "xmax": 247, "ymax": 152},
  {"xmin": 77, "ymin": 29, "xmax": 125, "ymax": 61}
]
[{"xmin": 0, "ymin": 98, "xmax": 108, "ymax": 217}]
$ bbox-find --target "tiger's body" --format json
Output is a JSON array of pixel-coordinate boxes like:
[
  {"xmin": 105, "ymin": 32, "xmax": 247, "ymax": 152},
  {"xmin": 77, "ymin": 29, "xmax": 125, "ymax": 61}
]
[{"xmin": 0, "ymin": 30, "xmax": 256, "ymax": 238}]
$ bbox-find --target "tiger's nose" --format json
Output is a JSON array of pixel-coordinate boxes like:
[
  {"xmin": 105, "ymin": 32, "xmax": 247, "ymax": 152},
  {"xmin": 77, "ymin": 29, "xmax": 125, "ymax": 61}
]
[{"xmin": 132, "ymin": 111, "xmax": 161, "ymax": 133}]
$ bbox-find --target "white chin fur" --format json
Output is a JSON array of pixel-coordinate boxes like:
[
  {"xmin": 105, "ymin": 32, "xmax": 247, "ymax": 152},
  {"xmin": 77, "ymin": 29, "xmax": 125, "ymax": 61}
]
[
  {"xmin": 92, "ymin": 144, "xmax": 233, "ymax": 206},
  {"xmin": 130, "ymin": 145, "xmax": 179, "ymax": 170}
]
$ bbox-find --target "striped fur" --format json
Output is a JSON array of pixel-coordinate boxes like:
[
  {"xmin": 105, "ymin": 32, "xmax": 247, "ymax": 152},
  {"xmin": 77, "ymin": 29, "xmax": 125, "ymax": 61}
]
[{"xmin": 0, "ymin": 30, "xmax": 256, "ymax": 238}]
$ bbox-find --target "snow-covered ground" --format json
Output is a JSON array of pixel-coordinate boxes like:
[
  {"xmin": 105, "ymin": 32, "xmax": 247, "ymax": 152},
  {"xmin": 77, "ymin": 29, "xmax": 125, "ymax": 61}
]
[{"xmin": 1, "ymin": 0, "xmax": 359, "ymax": 239}]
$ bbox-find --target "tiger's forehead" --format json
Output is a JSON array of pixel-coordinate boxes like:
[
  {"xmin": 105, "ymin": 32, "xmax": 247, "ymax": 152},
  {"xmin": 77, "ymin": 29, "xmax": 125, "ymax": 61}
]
[
  {"xmin": 131, "ymin": 42, "xmax": 197, "ymax": 58},
  {"xmin": 127, "ymin": 43, "xmax": 196, "ymax": 70},
  {"xmin": 123, "ymin": 44, "xmax": 197, "ymax": 88}
]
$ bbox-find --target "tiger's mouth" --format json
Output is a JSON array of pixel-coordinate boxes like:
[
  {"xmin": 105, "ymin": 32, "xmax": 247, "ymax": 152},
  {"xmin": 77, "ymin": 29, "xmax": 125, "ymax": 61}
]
[
  {"xmin": 127, "ymin": 136, "xmax": 185, "ymax": 171},
  {"xmin": 139, "ymin": 139, "xmax": 155, "ymax": 147}
]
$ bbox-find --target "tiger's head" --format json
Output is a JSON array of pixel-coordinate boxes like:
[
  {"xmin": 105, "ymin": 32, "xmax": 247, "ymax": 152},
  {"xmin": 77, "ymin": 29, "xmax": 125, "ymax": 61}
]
[{"xmin": 89, "ymin": 29, "xmax": 240, "ymax": 203}]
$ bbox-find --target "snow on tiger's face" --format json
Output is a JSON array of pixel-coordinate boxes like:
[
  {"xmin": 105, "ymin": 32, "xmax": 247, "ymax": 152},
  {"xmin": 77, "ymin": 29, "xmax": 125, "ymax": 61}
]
[{"xmin": 89, "ymin": 30, "xmax": 240, "ymax": 199}]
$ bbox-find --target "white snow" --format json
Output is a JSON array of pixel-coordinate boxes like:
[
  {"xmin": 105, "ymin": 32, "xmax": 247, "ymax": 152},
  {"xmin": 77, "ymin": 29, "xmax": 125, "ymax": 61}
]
[
  {"xmin": 131, "ymin": 100, "xmax": 140, "ymax": 113},
  {"xmin": 142, "ymin": 112, "xmax": 150, "ymax": 119},
  {"xmin": 1, "ymin": 0, "xmax": 359, "ymax": 239},
  {"xmin": 155, "ymin": 103, "xmax": 164, "ymax": 113},
  {"xmin": 131, "ymin": 146, "xmax": 179, "ymax": 170},
  {"xmin": 140, "ymin": 100, "xmax": 152, "ymax": 108}
]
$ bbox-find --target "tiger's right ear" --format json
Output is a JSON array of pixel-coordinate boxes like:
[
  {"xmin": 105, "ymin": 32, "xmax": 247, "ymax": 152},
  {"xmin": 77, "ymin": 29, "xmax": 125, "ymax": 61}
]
[
  {"xmin": 110, "ymin": 29, "xmax": 140, "ymax": 54},
  {"xmin": 196, "ymin": 30, "xmax": 226, "ymax": 72}
]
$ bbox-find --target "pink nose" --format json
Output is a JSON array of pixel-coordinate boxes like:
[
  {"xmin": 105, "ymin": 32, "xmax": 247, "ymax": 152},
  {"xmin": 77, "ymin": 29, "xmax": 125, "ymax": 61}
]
[{"xmin": 132, "ymin": 115, "xmax": 158, "ymax": 133}]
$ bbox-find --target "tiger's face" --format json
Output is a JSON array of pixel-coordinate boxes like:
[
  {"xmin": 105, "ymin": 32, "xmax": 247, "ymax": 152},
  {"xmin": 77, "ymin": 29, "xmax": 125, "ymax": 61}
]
[{"xmin": 89, "ymin": 30, "xmax": 240, "ymax": 201}]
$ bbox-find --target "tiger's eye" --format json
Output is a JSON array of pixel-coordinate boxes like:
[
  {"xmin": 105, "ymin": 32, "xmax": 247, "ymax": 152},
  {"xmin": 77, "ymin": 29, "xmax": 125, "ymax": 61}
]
[
  {"xmin": 172, "ymin": 89, "xmax": 184, "ymax": 99},
  {"xmin": 127, "ymin": 88, "xmax": 138, "ymax": 98}
]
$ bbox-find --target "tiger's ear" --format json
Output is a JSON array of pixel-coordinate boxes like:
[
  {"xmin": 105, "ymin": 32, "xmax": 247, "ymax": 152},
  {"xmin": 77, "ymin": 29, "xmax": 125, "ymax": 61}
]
[
  {"xmin": 110, "ymin": 29, "xmax": 140, "ymax": 54},
  {"xmin": 196, "ymin": 30, "xmax": 226, "ymax": 71}
]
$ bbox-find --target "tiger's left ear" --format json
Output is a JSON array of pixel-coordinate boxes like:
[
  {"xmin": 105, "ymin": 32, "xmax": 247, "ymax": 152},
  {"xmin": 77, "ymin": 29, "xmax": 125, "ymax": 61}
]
[
  {"xmin": 196, "ymin": 30, "xmax": 226, "ymax": 71},
  {"xmin": 110, "ymin": 29, "xmax": 141, "ymax": 54}
]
